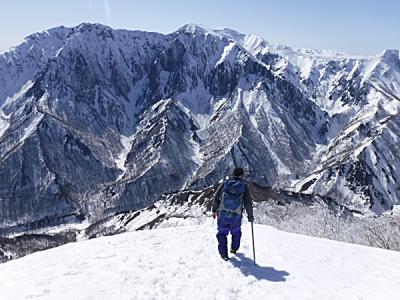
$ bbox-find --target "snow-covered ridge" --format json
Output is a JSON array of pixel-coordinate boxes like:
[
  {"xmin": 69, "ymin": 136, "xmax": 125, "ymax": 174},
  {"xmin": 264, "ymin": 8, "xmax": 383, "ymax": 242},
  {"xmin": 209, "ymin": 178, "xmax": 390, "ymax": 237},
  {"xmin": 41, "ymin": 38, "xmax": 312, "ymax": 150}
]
[
  {"xmin": 1, "ymin": 224, "xmax": 400, "ymax": 299},
  {"xmin": 185, "ymin": 24, "xmax": 374, "ymax": 60}
]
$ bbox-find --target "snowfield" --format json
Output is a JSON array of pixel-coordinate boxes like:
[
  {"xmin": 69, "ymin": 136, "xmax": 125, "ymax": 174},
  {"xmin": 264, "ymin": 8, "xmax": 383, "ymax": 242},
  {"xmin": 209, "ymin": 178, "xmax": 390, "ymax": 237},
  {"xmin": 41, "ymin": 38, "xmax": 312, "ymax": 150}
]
[{"xmin": 1, "ymin": 222, "xmax": 400, "ymax": 299}]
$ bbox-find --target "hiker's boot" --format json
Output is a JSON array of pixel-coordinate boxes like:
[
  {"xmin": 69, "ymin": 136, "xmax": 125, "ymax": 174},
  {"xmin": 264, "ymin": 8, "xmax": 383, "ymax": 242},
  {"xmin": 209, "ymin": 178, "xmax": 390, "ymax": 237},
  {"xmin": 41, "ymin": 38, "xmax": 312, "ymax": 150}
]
[{"xmin": 220, "ymin": 254, "xmax": 229, "ymax": 261}]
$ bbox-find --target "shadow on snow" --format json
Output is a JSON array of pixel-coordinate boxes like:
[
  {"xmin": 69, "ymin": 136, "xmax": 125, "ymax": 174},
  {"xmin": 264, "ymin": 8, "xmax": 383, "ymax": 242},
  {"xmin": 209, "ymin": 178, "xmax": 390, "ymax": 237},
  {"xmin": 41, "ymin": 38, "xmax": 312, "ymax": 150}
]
[{"xmin": 230, "ymin": 253, "xmax": 289, "ymax": 282}]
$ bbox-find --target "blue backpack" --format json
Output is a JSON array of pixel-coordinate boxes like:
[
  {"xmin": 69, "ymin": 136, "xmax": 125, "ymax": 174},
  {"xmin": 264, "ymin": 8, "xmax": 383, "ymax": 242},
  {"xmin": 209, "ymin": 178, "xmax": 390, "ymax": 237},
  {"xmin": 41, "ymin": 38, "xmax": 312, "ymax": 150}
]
[{"xmin": 219, "ymin": 178, "xmax": 245, "ymax": 215}]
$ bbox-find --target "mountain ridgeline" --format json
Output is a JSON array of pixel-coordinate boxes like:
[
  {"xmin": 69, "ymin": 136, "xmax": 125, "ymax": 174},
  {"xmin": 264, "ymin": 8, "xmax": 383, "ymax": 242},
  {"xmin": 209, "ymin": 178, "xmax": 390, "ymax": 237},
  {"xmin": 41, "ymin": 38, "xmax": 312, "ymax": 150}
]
[{"xmin": 0, "ymin": 23, "xmax": 399, "ymax": 230}]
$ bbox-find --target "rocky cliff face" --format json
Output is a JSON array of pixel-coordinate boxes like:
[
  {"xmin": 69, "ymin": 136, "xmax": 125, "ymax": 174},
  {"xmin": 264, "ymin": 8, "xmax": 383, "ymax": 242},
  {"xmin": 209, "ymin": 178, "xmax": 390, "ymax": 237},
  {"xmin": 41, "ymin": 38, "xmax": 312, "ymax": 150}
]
[{"xmin": 0, "ymin": 23, "xmax": 399, "ymax": 231}]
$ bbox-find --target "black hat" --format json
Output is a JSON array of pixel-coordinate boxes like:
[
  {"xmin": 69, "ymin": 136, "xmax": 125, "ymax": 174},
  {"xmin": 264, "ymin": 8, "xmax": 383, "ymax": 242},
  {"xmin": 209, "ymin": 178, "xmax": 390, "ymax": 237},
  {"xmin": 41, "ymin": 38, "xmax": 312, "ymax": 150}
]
[{"xmin": 233, "ymin": 167, "xmax": 244, "ymax": 177}]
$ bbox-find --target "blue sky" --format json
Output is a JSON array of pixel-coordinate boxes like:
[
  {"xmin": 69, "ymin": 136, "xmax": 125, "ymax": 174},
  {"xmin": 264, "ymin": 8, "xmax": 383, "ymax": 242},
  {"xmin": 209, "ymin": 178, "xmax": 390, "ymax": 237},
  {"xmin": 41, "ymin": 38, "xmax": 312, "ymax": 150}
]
[{"xmin": 0, "ymin": 0, "xmax": 398, "ymax": 55}]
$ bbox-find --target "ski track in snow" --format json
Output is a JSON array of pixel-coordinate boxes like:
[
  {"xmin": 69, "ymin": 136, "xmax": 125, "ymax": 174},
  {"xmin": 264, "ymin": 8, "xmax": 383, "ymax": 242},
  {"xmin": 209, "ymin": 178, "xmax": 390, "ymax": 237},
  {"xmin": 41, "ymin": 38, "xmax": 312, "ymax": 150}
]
[{"xmin": 1, "ymin": 223, "xmax": 400, "ymax": 299}]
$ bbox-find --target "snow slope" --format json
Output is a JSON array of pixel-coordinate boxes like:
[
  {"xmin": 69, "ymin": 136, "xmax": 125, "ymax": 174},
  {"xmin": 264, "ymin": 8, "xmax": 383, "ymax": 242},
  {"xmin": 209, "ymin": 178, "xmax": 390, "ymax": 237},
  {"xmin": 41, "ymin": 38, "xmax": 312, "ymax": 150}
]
[{"xmin": 1, "ymin": 223, "xmax": 400, "ymax": 299}]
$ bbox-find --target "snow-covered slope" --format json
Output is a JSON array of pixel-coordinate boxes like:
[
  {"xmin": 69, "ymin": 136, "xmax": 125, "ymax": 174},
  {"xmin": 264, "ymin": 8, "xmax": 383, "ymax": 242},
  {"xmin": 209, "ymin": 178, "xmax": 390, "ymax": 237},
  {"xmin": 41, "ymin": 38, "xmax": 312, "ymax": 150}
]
[
  {"xmin": 0, "ymin": 23, "xmax": 399, "ymax": 235},
  {"xmin": 1, "ymin": 223, "xmax": 400, "ymax": 299}
]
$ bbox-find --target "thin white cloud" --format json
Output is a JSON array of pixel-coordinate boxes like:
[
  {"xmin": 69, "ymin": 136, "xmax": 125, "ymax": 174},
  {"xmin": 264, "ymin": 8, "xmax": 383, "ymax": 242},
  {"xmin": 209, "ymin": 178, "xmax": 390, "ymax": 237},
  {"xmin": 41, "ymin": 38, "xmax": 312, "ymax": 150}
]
[{"xmin": 103, "ymin": 0, "xmax": 111, "ymax": 25}]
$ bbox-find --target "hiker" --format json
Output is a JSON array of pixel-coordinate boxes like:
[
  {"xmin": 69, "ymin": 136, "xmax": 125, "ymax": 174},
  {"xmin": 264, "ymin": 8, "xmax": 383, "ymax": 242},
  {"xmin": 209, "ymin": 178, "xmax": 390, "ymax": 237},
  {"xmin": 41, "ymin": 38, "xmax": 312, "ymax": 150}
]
[{"xmin": 212, "ymin": 167, "xmax": 254, "ymax": 260}]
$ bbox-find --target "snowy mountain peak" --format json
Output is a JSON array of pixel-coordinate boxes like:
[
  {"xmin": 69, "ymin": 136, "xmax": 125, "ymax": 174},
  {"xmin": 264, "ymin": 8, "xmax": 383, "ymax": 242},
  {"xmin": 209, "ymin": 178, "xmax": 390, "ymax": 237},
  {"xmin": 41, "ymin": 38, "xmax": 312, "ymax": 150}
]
[
  {"xmin": 73, "ymin": 22, "xmax": 114, "ymax": 34},
  {"xmin": 378, "ymin": 49, "xmax": 400, "ymax": 66},
  {"xmin": 214, "ymin": 29, "xmax": 269, "ymax": 56},
  {"xmin": 177, "ymin": 23, "xmax": 218, "ymax": 36}
]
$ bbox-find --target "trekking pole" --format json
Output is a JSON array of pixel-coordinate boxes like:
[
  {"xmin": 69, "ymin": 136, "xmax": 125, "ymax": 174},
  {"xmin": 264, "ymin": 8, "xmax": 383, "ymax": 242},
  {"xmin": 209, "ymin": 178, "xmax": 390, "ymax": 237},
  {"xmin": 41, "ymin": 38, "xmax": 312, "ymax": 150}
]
[{"xmin": 251, "ymin": 222, "xmax": 256, "ymax": 265}]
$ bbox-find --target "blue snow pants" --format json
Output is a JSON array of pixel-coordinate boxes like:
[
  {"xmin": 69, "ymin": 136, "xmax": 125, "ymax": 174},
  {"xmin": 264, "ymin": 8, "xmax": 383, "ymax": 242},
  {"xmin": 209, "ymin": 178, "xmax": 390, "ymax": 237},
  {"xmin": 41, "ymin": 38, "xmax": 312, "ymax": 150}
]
[{"xmin": 216, "ymin": 212, "xmax": 242, "ymax": 256}]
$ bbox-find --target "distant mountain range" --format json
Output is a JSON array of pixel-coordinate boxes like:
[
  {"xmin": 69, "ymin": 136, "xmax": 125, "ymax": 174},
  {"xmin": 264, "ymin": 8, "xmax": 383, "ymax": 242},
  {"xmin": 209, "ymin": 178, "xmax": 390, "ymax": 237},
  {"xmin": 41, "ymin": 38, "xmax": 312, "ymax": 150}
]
[{"xmin": 1, "ymin": 23, "xmax": 399, "ymax": 233}]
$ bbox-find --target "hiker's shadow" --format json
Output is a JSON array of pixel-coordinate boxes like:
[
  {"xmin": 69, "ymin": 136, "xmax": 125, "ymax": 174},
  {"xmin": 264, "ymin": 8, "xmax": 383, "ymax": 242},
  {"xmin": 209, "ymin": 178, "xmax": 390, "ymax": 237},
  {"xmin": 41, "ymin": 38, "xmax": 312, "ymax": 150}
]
[{"xmin": 230, "ymin": 253, "xmax": 289, "ymax": 282}]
